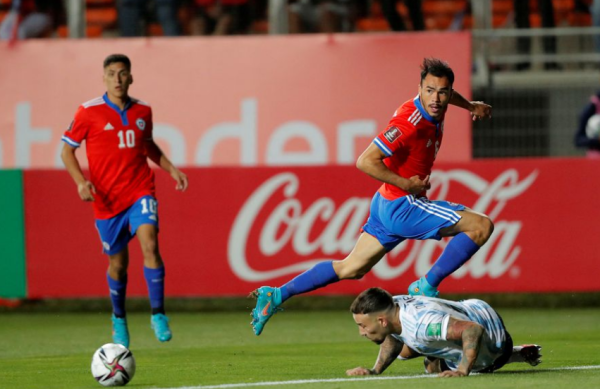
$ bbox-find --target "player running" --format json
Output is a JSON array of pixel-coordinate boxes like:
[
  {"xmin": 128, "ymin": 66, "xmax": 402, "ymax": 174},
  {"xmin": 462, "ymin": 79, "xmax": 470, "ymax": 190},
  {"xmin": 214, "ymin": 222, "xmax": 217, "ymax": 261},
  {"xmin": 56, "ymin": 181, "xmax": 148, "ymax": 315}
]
[
  {"xmin": 61, "ymin": 54, "xmax": 188, "ymax": 347},
  {"xmin": 250, "ymin": 58, "xmax": 493, "ymax": 336},
  {"xmin": 347, "ymin": 287, "xmax": 542, "ymax": 377}
]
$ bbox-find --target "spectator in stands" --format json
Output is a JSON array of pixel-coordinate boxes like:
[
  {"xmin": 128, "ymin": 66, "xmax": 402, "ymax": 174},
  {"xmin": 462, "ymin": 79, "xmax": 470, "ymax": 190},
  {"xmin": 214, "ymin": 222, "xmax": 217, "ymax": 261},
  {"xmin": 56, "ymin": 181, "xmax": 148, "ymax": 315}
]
[
  {"xmin": 381, "ymin": 0, "xmax": 424, "ymax": 32},
  {"xmin": 0, "ymin": 0, "xmax": 63, "ymax": 40},
  {"xmin": 574, "ymin": 90, "xmax": 600, "ymax": 158},
  {"xmin": 288, "ymin": 0, "xmax": 356, "ymax": 33},
  {"xmin": 449, "ymin": 1, "xmax": 470, "ymax": 31},
  {"xmin": 191, "ymin": 0, "xmax": 251, "ymax": 35},
  {"xmin": 513, "ymin": 0, "xmax": 559, "ymax": 71},
  {"xmin": 118, "ymin": 0, "xmax": 181, "ymax": 37}
]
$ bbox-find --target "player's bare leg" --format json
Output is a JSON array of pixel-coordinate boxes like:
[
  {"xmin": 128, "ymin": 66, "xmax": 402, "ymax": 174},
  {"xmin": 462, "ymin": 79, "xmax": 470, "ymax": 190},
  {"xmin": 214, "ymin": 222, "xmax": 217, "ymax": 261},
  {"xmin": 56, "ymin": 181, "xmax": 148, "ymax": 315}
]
[
  {"xmin": 108, "ymin": 249, "xmax": 130, "ymax": 348},
  {"xmin": 332, "ymin": 233, "xmax": 387, "ymax": 280},
  {"xmin": 250, "ymin": 233, "xmax": 386, "ymax": 335},
  {"xmin": 137, "ymin": 224, "xmax": 172, "ymax": 342},
  {"xmin": 137, "ymin": 224, "xmax": 163, "ymax": 269},
  {"xmin": 439, "ymin": 209, "xmax": 494, "ymax": 246},
  {"xmin": 108, "ymin": 249, "xmax": 129, "ymax": 281}
]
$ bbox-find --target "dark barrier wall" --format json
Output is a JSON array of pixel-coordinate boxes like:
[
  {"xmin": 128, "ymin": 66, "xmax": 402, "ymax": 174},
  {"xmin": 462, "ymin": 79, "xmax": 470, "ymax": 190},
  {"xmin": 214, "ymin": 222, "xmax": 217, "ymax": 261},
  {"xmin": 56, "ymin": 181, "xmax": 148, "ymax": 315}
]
[
  {"xmin": 0, "ymin": 170, "xmax": 26, "ymax": 298},
  {"xmin": 22, "ymin": 159, "xmax": 600, "ymax": 298}
]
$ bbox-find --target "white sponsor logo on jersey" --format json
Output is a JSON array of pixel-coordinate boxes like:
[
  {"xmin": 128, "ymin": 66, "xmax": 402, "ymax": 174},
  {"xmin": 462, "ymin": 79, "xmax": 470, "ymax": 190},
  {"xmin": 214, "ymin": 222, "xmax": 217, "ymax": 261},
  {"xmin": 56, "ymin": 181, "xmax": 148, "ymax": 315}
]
[{"xmin": 104, "ymin": 122, "xmax": 114, "ymax": 130}]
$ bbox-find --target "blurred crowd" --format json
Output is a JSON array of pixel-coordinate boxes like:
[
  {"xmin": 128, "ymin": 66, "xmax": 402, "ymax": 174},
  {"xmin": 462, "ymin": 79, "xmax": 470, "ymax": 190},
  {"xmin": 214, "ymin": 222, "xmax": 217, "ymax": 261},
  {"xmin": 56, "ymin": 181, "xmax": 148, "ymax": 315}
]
[{"xmin": 0, "ymin": 0, "xmax": 597, "ymax": 39}]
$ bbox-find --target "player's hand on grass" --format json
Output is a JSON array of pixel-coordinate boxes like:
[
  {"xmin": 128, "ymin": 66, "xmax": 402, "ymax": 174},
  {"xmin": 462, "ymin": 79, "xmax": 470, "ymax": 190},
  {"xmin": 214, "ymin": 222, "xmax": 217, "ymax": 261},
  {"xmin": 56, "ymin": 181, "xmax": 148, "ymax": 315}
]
[
  {"xmin": 406, "ymin": 175, "xmax": 431, "ymax": 195},
  {"xmin": 469, "ymin": 101, "xmax": 492, "ymax": 121},
  {"xmin": 77, "ymin": 181, "xmax": 96, "ymax": 202},
  {"xmin": 170, "ymin": 168, "xmax": 188, "ymax": 192},
  {"xmin": 438, "ymin": 370, "xmax": 468, "ymax": 378},
  {"xmin": 346, "ymin": 367, "xmax": 376, "ymax": 376}
]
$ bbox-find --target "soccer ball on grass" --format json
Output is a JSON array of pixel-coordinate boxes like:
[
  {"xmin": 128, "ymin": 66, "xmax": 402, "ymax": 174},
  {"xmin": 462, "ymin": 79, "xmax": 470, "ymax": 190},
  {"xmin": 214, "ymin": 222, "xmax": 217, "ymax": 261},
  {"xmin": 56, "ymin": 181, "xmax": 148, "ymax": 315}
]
[{"xmin": 91, "ymin": 343, "xmax": 136, "ymax": 387}]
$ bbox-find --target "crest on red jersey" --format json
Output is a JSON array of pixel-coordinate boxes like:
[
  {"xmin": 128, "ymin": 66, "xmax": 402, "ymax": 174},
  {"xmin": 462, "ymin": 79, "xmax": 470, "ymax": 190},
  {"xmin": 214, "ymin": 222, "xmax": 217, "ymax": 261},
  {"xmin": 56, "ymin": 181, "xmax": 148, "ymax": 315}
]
[
  {"xmin": 383, "ymin": 126, "xmax": 402, "ymax": 143},
  {"xmin": 136, "ymin": 118, "xmax": 146, "ymax": 131}
]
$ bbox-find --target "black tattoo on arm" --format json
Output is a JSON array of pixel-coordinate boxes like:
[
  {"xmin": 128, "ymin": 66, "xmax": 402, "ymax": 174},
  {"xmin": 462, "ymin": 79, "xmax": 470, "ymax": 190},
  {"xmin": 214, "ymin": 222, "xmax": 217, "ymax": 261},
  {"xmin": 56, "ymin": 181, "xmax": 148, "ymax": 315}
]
[
  {"xmin": 446, "ymin": 317, "xmax": 484, "ymax": 376},
  {"xmin": 372, "ymin": 336, "xmax": 404, "ymax": 375}
]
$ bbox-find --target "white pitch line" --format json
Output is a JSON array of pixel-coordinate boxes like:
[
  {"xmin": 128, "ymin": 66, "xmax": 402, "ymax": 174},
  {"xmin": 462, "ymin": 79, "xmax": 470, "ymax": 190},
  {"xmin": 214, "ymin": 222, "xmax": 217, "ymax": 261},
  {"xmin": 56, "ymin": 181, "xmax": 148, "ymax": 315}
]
[{"xmin": 152, "ymin": 365, "xmax": 600, "ymax": 389}]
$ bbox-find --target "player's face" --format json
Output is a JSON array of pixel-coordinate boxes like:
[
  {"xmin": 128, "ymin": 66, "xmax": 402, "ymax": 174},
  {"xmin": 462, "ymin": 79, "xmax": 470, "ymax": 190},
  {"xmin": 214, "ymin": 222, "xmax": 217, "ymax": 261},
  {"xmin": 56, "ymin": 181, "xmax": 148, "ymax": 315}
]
[
  {"xmin": 353, "ymin": 313, "xmax": 387, "ymax": 345},
  {"xmin": 103, "ymin": 62, "xmax": 133, "ymax": 100},
  {"xmin": 418, "ymin": 74, "xmax": 453, "ymax": 119}
]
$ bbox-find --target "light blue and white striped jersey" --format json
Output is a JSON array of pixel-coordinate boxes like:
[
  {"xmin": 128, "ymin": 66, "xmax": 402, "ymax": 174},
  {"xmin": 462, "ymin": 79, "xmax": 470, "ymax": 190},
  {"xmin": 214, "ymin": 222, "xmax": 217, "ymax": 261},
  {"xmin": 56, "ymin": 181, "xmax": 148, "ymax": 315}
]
[{"xmin": 391, "ymin": 295, "xmax": 508, "ymax": 372}]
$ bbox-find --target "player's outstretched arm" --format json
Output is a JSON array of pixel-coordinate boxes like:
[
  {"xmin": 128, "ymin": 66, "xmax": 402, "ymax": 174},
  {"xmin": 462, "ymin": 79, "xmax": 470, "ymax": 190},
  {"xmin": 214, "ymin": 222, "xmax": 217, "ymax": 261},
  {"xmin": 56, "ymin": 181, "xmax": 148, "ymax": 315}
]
[
  {"xmin": 449, "ymin": 90, "xmax": 492, "ymax": 121},
  {"xmin": 145, "ymin": 140, "xmax": 189, "ymax": 192},
  {"xmin": 346, "ymin": 335, "xmax": 404, "ymax": 376},
  {"xmin": 61, "ymin": 143, "xmax": 96, "ymax": 201},
  {"xmin": 439, "ymin": 317, "xmax": 484, "ymax": 377}
]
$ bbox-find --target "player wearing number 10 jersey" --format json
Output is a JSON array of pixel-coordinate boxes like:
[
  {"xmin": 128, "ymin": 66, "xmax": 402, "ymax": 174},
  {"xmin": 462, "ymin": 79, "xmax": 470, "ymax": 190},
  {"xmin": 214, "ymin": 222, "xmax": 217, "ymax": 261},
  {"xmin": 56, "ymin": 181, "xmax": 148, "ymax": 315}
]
[{"xmin": 61, "ymin": 54, "xmax": 188, "ymax": 348}]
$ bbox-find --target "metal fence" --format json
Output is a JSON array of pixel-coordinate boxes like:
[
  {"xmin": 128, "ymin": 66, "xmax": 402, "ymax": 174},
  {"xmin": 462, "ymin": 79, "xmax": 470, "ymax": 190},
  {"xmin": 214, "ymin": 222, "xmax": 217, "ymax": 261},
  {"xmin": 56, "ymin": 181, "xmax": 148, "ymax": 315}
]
[
  {"xmin": 472, "ymin": 26, "xmax": 600, "ymax": 159},
  {"xmin": 472, "ymin": 86, "xmax": 596, "ymax": 158}
]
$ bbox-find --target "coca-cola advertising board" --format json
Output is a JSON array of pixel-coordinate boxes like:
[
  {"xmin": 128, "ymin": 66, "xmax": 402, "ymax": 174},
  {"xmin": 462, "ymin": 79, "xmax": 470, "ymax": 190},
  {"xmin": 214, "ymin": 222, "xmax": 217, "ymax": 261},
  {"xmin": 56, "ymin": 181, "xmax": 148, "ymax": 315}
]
[{"xmin": 25, "ymin": 158, "xmax": 600, "ymax": 298}]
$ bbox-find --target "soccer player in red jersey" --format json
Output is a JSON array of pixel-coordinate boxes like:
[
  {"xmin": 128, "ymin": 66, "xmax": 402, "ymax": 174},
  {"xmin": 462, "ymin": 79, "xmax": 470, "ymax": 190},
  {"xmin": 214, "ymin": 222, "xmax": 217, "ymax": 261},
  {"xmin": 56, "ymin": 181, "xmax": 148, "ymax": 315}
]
[
  {"xmin": 250, "ymin": 58, "xmax": 493, "ymax": 336},
  {"xmin": 61, "ymin": 54, "xmax": 188, "ymax": 347}
]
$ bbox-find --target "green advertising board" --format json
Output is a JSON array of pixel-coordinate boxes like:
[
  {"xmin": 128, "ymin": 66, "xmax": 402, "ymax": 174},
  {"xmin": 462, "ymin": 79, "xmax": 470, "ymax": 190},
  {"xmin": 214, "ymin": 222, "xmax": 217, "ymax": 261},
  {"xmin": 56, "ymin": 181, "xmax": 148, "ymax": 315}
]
[{"xmin": 0, "ymin": 170, "xmax": 26, "ymax": 298}]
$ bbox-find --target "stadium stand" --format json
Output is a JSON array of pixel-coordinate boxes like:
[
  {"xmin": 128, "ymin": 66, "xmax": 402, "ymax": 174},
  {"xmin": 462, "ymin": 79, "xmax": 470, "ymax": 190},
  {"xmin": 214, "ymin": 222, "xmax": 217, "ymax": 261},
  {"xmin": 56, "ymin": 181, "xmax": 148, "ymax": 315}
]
[{"xmin": 0, "ymin": 0, "xmax": 594, "ymax": 38}]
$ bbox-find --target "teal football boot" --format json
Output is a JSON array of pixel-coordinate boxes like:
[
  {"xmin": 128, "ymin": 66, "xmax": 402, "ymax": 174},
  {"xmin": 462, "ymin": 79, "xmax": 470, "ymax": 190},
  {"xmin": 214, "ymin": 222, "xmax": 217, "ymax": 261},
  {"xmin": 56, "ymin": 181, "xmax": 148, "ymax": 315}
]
[
  {"xmin": 111, "ymin": 314, "xmax": 130, "ymax": 348},
  {"xmin": 250, "ymin": 286, "xmax": 283, "ymax": 336},
  {"xmin": 408, "ymin": 276, "xmax": 440, "ymax": 298},
  {"xmin": 151, "ymin": 313, "xmax": 172, "ymax": 342}
]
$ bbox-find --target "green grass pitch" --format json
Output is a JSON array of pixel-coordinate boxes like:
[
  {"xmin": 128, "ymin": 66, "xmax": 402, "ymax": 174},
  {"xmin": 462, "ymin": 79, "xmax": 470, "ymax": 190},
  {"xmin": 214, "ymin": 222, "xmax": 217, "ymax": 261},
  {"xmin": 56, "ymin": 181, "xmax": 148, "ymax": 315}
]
[{"xmin": 1, "ymin": 307, "xmax": 599, "ymax": 389}]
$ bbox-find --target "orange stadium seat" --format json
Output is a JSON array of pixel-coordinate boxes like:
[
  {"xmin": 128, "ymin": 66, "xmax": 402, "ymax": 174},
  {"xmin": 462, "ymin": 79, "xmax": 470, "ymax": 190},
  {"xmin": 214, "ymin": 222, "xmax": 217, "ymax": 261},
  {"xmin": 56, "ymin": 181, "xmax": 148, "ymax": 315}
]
[
  {"xmin": 251, "ymin": 20, "xmax": 269, "ymax": 34},
  {"xmin": 147, "ymin": 23, "xmax": 163, "ymax": 36},
  {"xmin": 491, "ymin": 0, "xmax": 513, "ymax": 28},
  {"xmin": 355, "ymin": 0, "xmax": 590, "ymax": 33},
  {"xmin": 422, "ymin": 0, "xmax": 467, "ymax": 30},
  {"xmin": 422, "ymin": 0, "xmax": 466, "ymax": 16},
  {"xmin": 86, "ymin": 8, "xmax": 117, "ymax": 27},
  {"xmin": 0, "ymin": 0, "xmax": 10, "ymax": 20},
  {"xmin": 85, "ymin": 0, "xmax": 117, "ymax": 36},
  {"xmin": 355, "ymin": 0, "xmax": 389, "ymax": 32},
  {"xmin": 57, "ymin": 25, "xmax": 104, "ymax": 38}
]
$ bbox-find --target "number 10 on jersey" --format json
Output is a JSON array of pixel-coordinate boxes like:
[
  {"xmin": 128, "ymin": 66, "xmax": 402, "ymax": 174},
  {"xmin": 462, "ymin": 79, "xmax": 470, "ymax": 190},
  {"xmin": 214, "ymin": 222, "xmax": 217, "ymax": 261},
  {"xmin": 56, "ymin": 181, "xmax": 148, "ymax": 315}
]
[{"xmin": 118, "ymin": 130, "xmax": 136, "ymax": 149}]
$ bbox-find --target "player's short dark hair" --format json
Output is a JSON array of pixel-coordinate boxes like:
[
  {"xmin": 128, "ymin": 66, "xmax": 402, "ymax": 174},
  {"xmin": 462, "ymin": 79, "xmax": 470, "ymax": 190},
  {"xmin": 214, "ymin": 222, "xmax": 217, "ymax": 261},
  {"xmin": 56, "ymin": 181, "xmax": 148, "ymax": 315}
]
[
  {"xmin": 350, "ymin": 288, "xmax": 395, "ymax": 315},
  {"xmin": 420, "ymin": 57, "xmax": 454, "ymax": 86},
  {"xmin": 103, "ymin": 54, "xmax": 131, "ymax": 71}
]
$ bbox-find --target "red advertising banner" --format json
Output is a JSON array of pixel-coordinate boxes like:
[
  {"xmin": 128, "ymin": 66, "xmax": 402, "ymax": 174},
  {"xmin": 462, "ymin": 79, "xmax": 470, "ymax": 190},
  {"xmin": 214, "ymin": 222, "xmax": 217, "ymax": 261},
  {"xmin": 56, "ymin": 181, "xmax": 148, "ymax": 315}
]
[
  {"xmin": 25, "ymin": 158, "xmax": 600, "ymax": 298},
  {"xmin": 0, "ymin": 33, "xmax": 472, "ymax": 169}
]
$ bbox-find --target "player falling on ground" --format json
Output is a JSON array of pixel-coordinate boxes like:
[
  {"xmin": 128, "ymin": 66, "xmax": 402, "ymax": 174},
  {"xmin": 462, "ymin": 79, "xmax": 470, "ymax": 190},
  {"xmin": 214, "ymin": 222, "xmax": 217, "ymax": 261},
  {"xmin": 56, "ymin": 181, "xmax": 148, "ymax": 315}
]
[
  {"xmin": 250, "ymin": 58, "xmax": 493, "ymax": 336},
  {"xmin": 347, "ymin": 287, "xmax": 542, "ymax": 377},
  {"xmin": 61, "ymin": 53, "xmax": 188, "ymax": 347}
]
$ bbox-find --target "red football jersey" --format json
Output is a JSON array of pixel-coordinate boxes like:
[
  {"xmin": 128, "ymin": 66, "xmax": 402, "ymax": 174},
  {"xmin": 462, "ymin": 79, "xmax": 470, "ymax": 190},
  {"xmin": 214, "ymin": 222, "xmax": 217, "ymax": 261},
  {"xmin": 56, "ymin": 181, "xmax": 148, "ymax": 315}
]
[
  {"xmin": 62, "ymin": 94, "xmax": 156, "ymax": 219},
  {"xmin": 373, "ymin": 95, "xmax": 445, "ymax": 200}
]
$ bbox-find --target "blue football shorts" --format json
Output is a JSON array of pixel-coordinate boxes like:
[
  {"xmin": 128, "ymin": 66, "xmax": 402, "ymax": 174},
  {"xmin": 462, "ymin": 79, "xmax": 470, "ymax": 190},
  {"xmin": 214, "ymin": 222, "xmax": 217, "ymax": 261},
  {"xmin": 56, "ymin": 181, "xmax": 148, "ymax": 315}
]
[
  {"xmin": 362, "ymin": 192, "xmax": 466, "ymax": 252},
  {"xmin": 94, "ymin": 195, "xmax": 159, "ymax": 255}
]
